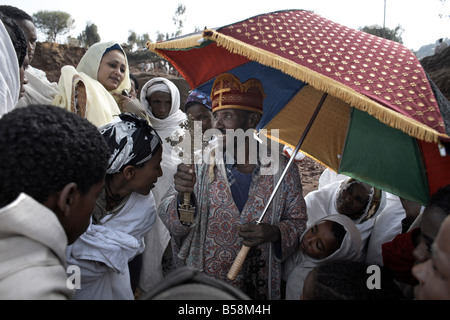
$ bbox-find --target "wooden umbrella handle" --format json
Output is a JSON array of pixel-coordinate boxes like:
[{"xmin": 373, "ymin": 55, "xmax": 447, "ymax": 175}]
[{"xmin": 227, "ymin": 245, "xmax": 251, "ymax": 281}]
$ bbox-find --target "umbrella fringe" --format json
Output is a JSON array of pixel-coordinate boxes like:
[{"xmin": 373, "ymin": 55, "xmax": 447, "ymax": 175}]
[
  {"xmin": 203, "ymin": 30, "xmax": 445, "ymax": 144},
  {"xmin": 147, "ymin": 35, "xmax": 204, "ymax": 51}
]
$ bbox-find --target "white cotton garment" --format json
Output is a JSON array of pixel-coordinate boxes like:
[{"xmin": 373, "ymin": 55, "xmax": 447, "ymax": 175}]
[
  {"xmin": 0, "ymin": 193, "xmax": 73, "ymax": 299},
  {"xmin": 66, "ymin": 192, "xmax": 157, "ymax": 300},
  {"xmin": 0, "ymin": 20, "xmax": 20, "ymax": 117},
  {"xmin": 283, "ymin": 214, "xmax": 362, "ymax": 300}
]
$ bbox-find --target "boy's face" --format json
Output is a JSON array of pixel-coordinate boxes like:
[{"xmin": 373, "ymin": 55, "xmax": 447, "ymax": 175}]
[
  {"xmin": 17, "ymin": 19, "xmax": 37, "ymax": 63},
  {"xmin": 128, "ymin": 147, "xmax": 163, "ymax": 196},
  {"xmin": 62, "ymin": 180, "xmax": 104, "ymax": 244},
  {"xmin": 300, "ymin": 220, "xmax": 341, "ymax": 260}
]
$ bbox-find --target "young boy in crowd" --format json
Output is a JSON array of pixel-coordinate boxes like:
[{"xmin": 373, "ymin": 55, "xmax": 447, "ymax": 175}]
[{"xmin": 0, "ymin": 105, "xmax": 110, "ymax": 299}]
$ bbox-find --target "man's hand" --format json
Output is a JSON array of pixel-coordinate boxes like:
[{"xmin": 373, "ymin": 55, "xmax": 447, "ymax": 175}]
[
  {"xmin": 174, "ymin": 163, "xmax": 196, "ymax": 195},
  {"xmin": 238, "ymin": 223, "xmax": 281, "ymax": 247}
]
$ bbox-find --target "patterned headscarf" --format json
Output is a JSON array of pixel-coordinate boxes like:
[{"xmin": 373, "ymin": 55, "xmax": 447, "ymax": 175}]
[
  {"xmin": 185, "ymin": 89, "xmax": 212, "ymax": 111},
  {"xmin": 99, "ymin": 113, "xmax": 162, "ymax": 174}
]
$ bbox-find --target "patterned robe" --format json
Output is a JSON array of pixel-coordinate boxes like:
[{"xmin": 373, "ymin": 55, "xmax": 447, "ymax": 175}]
[{"xmin": 158, "ymin": 154, "xmax": 307, "ymax": 300}]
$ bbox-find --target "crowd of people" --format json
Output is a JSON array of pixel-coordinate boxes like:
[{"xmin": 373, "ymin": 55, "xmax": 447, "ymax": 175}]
[{"xmin": 1, "ymin": 5, "xmax": 450, "ymax": 300}]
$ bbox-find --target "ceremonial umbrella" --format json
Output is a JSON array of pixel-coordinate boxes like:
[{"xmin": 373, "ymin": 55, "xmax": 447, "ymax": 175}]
[{"xmin": 147, "ymin": 9, "xmax": 450, "ymax": 206}]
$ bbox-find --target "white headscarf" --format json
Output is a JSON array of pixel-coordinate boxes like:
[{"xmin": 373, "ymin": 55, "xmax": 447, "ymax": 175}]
[
  {"xmin": 76, "ymin": 41, "xmax": 131, "ymax": 95},
  {"xmin": 305, "ymin": 177, "xmax": 387, "ymax": 260},
  {"xmin": 140, "ymin": 77, "xmax": 186, "ymax": 135},
  {"xmin": 306, "ymin": 177, "xmax": 387, "ymax": 227},
  {"xmin": 0, "ymin": 19, "xmax": 20, "ymax": 117},
  {"xmin": 284, "ymin": 214, "xmax": 362, "ymax": 299},
  {"xmin": 53, "ymin": 41, "xmax": 131, "ymax": 127},
  {"xmin": 139, "ymin": 77, "xmax": 187, "ymax": 205}
]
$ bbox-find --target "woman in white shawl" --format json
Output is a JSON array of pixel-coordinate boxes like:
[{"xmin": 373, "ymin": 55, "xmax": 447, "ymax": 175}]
[
  {"xmin": 138, "ymin": 77, "xmax": 186, "ymax": 294},
  {"xmin": 140, "ymin": 77, "xmax": 187, "ymax": 205},
  {"xmin": 66, "ymin": 113, "xmax": 163, "ymax": 300},
  {"xmin": 283, "ymin": 214, "xmax": 362, "ymax": 300},
  {"xmin": 53, "ymin": 41, "xmax": 144, "ymax": 127},
  {"xmin": 305, "ymin": 177, "xmax": 387, "ymax": 259}
]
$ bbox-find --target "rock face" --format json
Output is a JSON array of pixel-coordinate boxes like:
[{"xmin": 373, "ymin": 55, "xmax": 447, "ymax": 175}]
[
  {"xmin": 32, "ymin": 42, "xmax": 87, "ymax": 83},
  {"xmin": 420, "ymin": 46, "xmax": 450, "ymax": 137},
  {"xmin": 420, "ymin": 45, "xmax": 450, "ymax": 102}
]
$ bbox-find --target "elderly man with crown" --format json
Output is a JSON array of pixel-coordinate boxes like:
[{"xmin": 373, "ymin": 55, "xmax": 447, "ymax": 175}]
[{"xmin": 158, "ymin": 73, "xmax": 307, "ymax": 300}]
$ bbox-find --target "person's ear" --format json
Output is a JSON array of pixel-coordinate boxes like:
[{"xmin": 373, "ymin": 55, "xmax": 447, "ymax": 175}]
[
  {"xmin": 56, "ymin": 182, "xmax": 78, "ymax": 217},
  {"xmin": 248, "ymin": 112, "xmax": 262, "ymax": 128},
  {"xmin": 122, "ymin": 165, "xmax": 136, "ymax": 180}
]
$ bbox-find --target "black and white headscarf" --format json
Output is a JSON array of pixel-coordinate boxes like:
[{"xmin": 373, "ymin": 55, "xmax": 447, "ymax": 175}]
[{"xmin": 99, "ymin": 113, "xmax": 162, "ymax": 174}]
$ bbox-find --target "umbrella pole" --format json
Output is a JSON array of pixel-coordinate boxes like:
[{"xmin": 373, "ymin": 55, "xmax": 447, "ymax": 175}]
[{"xmin": 227, "ymin": 92, "xmax": 329, "ymax": 281}]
